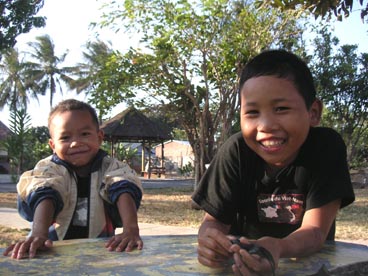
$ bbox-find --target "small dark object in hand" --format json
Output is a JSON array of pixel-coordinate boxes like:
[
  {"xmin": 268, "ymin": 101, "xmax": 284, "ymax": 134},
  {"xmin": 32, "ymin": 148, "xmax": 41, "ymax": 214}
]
[
  {"xmin": 231, "ymin": 239, "xmax": 259, "ymax": 253},
  {"xmin": 231, "ymin": 238, "xmax": 276, "ymax": 276}
]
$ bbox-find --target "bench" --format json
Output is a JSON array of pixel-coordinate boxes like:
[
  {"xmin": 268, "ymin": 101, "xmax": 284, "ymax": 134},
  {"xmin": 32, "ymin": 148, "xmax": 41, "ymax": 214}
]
[{"xmin": 143, "ymin": 167, "xmax": 166, "ymax": 179}]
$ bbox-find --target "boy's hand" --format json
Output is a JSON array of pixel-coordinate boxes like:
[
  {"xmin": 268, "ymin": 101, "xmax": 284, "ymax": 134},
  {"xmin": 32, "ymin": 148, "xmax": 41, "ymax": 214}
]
[
  {"xmin": 231, "ymin": 237, "xmax": 278, "ymax": 276},
  {"xmin": 3, "ymin": 198, "xmax": 55, "ymax": 259},
  {"xmin": 197, "ymin": 227, "xmax": 234, "ymax": 267},
  {"xmin": 3, "ymin": 236, "xmax": 53, "ymax": 259},
  {"xmin": 105, "ymin": 228, "xmax": 143, "ymax": 252}
]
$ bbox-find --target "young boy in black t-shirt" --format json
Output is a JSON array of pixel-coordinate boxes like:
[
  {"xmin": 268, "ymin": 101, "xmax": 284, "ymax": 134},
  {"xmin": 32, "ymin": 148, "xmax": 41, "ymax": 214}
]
[{"xmin": 192, "ymin": 50, "xmax": 355, "ymax": 275}]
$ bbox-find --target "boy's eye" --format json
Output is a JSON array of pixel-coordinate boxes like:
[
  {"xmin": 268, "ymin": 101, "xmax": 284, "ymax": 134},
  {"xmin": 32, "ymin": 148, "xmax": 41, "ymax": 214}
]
[
  {"xmin": 245, "ymin": 110, "xmax": 259, "ymax": 116},
  {"xmin": 60, "ymin": 136, "xmax": 70, "ymax": 141},
  {"xmin": 82, "ymin": 131, "xmax": 92, "ymax": 136},
  {"xmin": 244, "ymin": 109, "xmax": 258, "ymax": 114},
  {"xmin": 275, "ymin": 106, "xmax": 289, "ymax": 112}
]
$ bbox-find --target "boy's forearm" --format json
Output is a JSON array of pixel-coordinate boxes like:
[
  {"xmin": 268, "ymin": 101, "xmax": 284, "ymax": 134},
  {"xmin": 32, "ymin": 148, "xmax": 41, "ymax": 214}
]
[
  {"xmin": 31, "ymin": 199, "xmax": 55, "ymax": 237},
  {"xmin": 277, "ymin": 200, "xmax": 340, "ymax": 258},
  {"xmin": 116, "ymin": 193, "xmax": 139, "ymax": 231},
  {"xmin": 277, "ymin": 226, "xmax": 325, "ymax": 258}
]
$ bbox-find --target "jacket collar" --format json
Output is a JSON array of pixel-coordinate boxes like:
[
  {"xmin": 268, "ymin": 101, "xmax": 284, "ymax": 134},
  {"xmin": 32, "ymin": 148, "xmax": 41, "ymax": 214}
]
[{"xmin": 51, "ymin": 149, "xmax": 108, "ymax": 173}]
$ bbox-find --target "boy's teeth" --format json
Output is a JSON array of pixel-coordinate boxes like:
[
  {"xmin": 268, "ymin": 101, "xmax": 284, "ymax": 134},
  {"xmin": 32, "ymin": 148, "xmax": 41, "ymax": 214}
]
[{"xmin": 262, "ymin": 140, "xmax": 283, "ymax": 147}]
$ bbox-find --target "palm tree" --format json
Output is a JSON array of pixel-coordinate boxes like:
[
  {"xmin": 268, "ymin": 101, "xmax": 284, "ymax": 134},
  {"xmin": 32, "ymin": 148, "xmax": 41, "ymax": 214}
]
[
  {"xmin": 70, "ymin": 40, "xmax": 135, "ymax": 122},
  {"xmin": 69, "ymin": 40, "xmax": 113, "ymax": 94},
  {"xmin": 26, "ymin": 34, "xmax": 75, "ymax": 107},
  {"xmin": 70, "ymin": 40, "xmax": 125, "ymax": 121},
  {"xmin": 0, "ymin": 48, "xmax": 37, "ymax": 111}
]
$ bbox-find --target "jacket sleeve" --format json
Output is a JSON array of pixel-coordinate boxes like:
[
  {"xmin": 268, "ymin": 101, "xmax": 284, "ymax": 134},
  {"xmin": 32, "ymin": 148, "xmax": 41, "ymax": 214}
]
[
  {"xmin": 17, "ymin": 156, "xmax": 72, "ymax": 221},
  {"xmin": 107, "ymin": 180, "xmax": 142, "ymax": 209},
  {"xmin": 100, "ymin": 157, "xmax": 143, "ymax": 206},
  {"xmin": 103, "ymin": 180, "xmax": 143, "ymax": 228},
  {"xmin": 17, "ymin": 186, "xmax": 63, "ymax": 222},
  {"xmin": 98, "ymin": 158, "xmax": 143, "ymax": 227}
]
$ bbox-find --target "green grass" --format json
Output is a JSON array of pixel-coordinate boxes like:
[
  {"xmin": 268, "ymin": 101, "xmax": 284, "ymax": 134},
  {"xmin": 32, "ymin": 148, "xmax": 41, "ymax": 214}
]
[{"xmin": 335, "ymin": 188, "xmax": 368, "ymax": 240}]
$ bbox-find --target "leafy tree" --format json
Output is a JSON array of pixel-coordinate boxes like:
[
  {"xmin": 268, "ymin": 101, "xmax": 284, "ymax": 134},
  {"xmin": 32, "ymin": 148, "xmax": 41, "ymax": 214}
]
[
  {"xmin": 353, "ymin": 129, "xmax": 368, "ymax": 167},
  {"xmin": 141, "ymin": 104, "xmax": 180, "ymax": 138},
  {"xmin": 69, "ymin": 40, "xmax": 113, "ymax": 94},
  {"xmin": 0, "ymin": 0, "xmax": 46, "ymax": 58},
  {"xmin": 70, "ymin": 40, "xmax": 136, "ymax": 122},
  {"xmin": 259, "ymin": 0, "xmax": 368, "ymax": 21},
  {"xmin": 115, "ymin": 144, "xmax": 138, "ymax": 165},
  {"xmin": 25, "ymin": 34, "xmax": 75, "ymax": 107},
  {"xmin": 100, "ymin": 0, "xmax": 308, "ymax": 182},
  {"xmin": 0, "ymin": 114, "xmax": 52, "ymax": 180},
  {"xmin": 178, "ymin": 162, "xmax": 194, "ymax": 178},
  {"xmin": 28, "ymin": 126, "xmax": 52, "ymax": 167},
  {"xmin": 0, "ymin": 48, "xmax": 29, "ymax": 110},
  {"xmin": 310, "ymin": 28, "xmax": 368, "ymax": 167},
  {"xmin": 171, "ymin": 128, "xmax": 188, "ymax": 141},
  {"xmin": 1, "ymin": 108, "xmax": 32, "ymax": 180},
  {"xmin": 0, "ymin": 47, "xmax": 44, "ymax": 112}
]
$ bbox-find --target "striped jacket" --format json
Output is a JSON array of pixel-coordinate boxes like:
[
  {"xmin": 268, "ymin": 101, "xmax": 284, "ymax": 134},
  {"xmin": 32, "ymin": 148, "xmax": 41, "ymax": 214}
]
[{"xmin": 17, "ymin": 150, "xmax": 142, "ymax": 240}]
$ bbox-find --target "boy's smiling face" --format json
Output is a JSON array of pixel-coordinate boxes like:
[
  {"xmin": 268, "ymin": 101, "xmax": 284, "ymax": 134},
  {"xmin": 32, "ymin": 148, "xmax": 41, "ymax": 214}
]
[
  {"xmin": 48, "ymin": 110, "xmax": 104, "ymax": 168},
  {"xmin": 240, "ymin": 75, "xmax": 321, "ymax": 171}
]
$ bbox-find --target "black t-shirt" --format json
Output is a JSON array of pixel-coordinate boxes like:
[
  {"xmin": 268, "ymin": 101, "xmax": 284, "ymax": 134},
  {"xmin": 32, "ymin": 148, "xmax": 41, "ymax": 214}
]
[
  {"xmin": 64, "ymin": 175, "xmax": 90, "ymax": 239},
  {"xmin": 192, "ymin": 127, "xmax": 355, "ymax": 240}
]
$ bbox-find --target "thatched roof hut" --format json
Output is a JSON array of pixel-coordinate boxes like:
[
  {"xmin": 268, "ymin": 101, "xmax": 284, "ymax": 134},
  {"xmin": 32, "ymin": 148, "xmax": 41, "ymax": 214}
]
[
  {"xmin": 100, "ymin": 107, "xmax": 172, "ymax": 177},
  {"xmin": 101, "ymin": 107, "xmax": 171, "ymax": 143},
  {"xmin": 0, "ymin": 121, "xmax": 11, "ymax": 141}
]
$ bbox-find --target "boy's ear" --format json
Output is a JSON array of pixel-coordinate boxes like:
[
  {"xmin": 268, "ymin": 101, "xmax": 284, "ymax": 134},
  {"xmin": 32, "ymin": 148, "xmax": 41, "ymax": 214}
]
[
  {"xmin": 49, "ymin": 139, "xmax": 55, "ymax": 151},
  {"xmin": 98, "ymin": 129, "xmax": 104, "ymax": 144},
  {"xmin": 309, "ymin": 99, "xmax": 323, "ymax": 126}
]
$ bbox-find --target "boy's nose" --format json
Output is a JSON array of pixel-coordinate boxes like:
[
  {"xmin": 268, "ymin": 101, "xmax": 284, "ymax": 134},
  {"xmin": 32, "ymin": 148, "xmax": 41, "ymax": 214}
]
[
  {"xmin": 257, "ymin": 115, "xmax": 278, "ymax": 132},
  {"xmin": 70, "ymin": 140, "xmax": 80, "ymax": 148}
]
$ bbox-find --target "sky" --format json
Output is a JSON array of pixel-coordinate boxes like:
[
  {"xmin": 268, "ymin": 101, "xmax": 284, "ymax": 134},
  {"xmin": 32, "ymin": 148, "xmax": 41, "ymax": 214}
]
[{"xmin": 0, "ymin": 0, "xmax": 367, "ymax": 128}]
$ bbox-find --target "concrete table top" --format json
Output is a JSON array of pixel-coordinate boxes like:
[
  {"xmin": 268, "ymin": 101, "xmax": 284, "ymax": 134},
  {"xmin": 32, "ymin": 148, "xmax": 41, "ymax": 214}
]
[{"xmin": 1, "ymin": 235, "xmax": 367, "ymax": 275}]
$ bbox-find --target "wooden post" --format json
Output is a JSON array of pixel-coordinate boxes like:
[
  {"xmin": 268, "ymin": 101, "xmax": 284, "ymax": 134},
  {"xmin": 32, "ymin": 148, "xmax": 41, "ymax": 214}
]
[
  {"xmin": 161, "ymin": 141, "xmax": 164, "ymax": 168},
  {"xmin": 141, "ymin": 141, "xmax": 145, "ymax": 175},
  {"xmin": 148, "ymin": 141, "xmax": 152, "ymax": 179}
]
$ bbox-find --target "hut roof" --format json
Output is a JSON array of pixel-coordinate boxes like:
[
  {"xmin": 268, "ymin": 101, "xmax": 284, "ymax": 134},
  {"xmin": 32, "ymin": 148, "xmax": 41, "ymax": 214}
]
[
  {"xmin": 0, "ymin": 121, "xmax": 11, "ymax": 140},
  {"xmin": 100, "ymin": 107, "xmax": 172, "ymax": 143}
]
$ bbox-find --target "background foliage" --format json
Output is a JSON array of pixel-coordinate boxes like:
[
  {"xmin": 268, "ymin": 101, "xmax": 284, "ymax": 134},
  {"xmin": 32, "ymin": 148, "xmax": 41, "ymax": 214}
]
[
  {"xmin": 0, "ymin": 0, "xmax": 46, "ymax": 59},
  {"xmin": 0, "ymin": 0, "xmax": 367, "ymax": 175}
]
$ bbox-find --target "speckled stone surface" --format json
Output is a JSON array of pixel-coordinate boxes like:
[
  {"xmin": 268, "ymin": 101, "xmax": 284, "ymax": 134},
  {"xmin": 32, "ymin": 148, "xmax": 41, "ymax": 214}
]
[{"xmin": 1, "ymin": 236, "xmax": 367, "ymax": 275}]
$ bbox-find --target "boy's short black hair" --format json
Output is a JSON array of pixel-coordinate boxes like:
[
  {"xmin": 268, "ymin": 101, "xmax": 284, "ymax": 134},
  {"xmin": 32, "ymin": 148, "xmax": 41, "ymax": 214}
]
[
  {"xmin": 48, "ymin": 99, "xmax": 99, "ymax": 130},
  {"xmin": 239, "ymin": 49, "xmax": 316, "ymax": 109}
]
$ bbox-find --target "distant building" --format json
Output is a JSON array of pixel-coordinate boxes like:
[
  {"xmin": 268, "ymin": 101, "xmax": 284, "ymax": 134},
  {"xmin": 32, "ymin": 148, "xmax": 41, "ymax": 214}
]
[
  {"xmin": 154, "ymin": 140, "xmax": 194, "ymax": 171},
  {"xmin": 0, "ymin": 121, "xmax": 11, "ymax": 174},
  {"xmin": 118, "ymin": 142, "xmax": 154, "ymax": 174}
]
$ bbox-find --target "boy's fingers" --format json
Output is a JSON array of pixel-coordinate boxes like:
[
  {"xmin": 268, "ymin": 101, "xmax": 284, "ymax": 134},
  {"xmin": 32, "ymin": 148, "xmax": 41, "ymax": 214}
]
[
  {"xmin": 44, "ymin": 239, "xmax": 53, "ymax": 248},
  {"xmin": 16, "ymin": 242, "xmax": 30, "ymax": 259},
  {"xmin": 233, "ymin": 252, "xmax": 257, "ymax": 275},
  {"xmin": 2, "ymin": 244, "xmax": 15, "ymax": 256},
  {"xmin": 136, "ymin": 239, "xmax": 143, "ymax": 250},
  {"xmin": 197, "ymin": 241, "xmax": 231, "ymax": 268},
  {"xmin": 28, "ymin": 242, "xmax": 38, "ymax": 258},
  {"xmin": 105, "ymin": 237, "xmax": 119, "ymax": 250},
  {"xmin": 202, "ymin": 228, "xmax": 233, "ymax": 253},
  {"xmin": 198, "ymin": 254, "xmax": 224, "ymax": 268},
  {"xmin": 28, "ymin": 238, "xmax": 47, "ymax": 257},
  {"xmin": 118, "ymin": 237, "xmax": 142, "ymax": 251},
  {"xmin": 115, "ymin": 240, "xmax": 128, "ymax": 252},
  {"xmin": 124, "ymin": 240, "xmax": 139, "ymax": 252},
  {"xmin": 11, "ymin": 242, "xmax": 22, "ymax": 259}
]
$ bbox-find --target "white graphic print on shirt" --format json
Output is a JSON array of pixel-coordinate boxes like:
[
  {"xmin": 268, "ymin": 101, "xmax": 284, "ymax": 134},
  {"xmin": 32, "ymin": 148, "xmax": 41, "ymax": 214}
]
[
  {"xmin": 72, "ymin": 197, "xmax": 88, "ymax": 227},
  {"xmin": 257, "ymin": 193, "xmax": 304, "ymax": 225}
]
